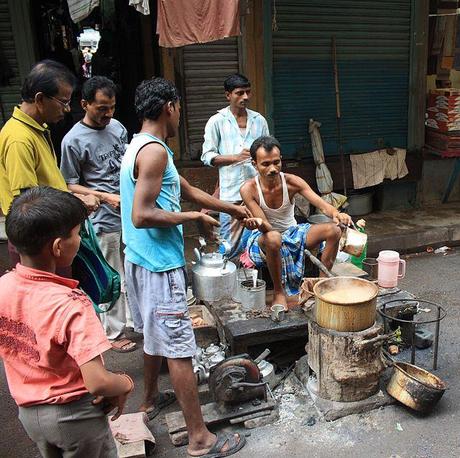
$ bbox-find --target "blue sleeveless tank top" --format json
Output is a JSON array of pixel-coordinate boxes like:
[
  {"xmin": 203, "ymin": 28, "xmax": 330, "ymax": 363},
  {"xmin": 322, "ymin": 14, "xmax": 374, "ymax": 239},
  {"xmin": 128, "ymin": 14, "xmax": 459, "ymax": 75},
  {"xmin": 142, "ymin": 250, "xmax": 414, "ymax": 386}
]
[{"xmin": 120, "ymin": 133, "xmax": 185, "ymax": 272}]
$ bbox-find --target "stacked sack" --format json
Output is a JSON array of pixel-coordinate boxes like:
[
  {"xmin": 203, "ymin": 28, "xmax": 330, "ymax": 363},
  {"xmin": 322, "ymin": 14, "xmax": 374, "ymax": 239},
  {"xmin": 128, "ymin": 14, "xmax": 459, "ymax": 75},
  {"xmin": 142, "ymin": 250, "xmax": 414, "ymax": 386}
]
[{"xmin": 425, "ymin": 89, "xmax": 460, "ymax": 157}]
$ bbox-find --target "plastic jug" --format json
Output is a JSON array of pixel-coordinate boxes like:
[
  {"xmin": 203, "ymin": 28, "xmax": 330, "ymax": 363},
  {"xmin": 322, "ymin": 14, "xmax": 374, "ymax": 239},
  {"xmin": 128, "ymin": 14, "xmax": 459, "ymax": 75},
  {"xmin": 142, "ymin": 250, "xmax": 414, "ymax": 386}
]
[{"xmin": 377, "ymin": 250, "xmax": 406, "ymax": 288}]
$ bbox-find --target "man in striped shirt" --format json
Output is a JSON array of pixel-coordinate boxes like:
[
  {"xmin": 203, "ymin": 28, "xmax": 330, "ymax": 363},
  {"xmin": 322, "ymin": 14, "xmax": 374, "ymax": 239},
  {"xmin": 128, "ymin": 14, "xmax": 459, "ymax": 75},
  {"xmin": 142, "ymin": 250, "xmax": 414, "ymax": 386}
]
[{"xmin": 201, "ymin": 74, "xmax": 269, "ymax": 258}]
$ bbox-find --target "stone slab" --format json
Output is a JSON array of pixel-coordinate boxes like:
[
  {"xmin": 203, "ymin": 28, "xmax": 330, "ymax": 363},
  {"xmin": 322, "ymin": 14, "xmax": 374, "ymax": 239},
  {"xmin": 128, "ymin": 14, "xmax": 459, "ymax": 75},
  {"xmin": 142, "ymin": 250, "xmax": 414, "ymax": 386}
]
[{"xmin": 305, "ymin": 374, "xmax": 396, "ymax": 422}]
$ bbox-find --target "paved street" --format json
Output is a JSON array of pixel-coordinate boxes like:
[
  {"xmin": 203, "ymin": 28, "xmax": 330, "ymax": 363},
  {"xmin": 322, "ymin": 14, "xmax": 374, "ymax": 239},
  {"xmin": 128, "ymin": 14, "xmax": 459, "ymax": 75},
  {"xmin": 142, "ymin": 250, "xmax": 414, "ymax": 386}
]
[{"xmin": 0, "ymin": 248, "xmax": 459, "ymax": 457}]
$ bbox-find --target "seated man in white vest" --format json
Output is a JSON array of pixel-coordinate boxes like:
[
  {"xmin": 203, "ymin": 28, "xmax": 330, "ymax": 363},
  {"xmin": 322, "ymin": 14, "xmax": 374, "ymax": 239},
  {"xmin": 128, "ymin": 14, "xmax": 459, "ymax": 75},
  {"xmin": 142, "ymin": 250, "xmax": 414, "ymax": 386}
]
[{"xmin": 240, "ymin": 135, "xmax": 351, "ymax": 309}]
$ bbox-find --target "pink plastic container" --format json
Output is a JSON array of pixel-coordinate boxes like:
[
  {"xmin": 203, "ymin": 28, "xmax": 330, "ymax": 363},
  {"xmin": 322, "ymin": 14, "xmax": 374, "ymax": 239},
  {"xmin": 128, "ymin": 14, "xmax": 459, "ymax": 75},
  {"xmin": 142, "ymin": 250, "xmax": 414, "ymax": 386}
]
[{"xmin": 377, "ymin": 250, "xmax": 406, "ymax": 288}]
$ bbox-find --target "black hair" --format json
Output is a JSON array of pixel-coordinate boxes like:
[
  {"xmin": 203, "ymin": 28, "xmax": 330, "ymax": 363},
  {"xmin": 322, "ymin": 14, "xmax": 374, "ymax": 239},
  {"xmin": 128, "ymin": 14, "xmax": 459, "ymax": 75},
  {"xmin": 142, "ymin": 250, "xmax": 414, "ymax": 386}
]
[
  {"xmin": 21, "ymin": 59, "xmax": 76, "ymax": 103},
  {"xmin": 134, "ymin": 77, "xmax": 179, "ymax": 121},
  {"xmin": 82, "ymin": 76, "xmax": 117, "ymax": 102},
  {"xmin": 6, "ymin": 187, "xmax": 87, "ymax": 256},
  {"xmin": 250, "ymin": 135, "xmax": 282, "ymax": 161},
  {"xmin": 224, "ymin": 73, "xmax": 251, "ymax": 92}
]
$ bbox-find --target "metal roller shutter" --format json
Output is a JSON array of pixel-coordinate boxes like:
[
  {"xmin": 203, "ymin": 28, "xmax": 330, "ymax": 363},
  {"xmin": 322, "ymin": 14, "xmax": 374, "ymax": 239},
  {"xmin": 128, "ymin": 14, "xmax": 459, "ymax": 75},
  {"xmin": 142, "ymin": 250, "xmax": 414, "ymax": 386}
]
[
  {"xmin": 271, "ymin": 0, "xmax": 412, "ymax": 157},
  {"xmin": 182, "ymin": 38, "xmax": 240, "ymax": 160},
  {"xmin": 0, "ymin": 0, "xmax": 21, "ymax": 127}
]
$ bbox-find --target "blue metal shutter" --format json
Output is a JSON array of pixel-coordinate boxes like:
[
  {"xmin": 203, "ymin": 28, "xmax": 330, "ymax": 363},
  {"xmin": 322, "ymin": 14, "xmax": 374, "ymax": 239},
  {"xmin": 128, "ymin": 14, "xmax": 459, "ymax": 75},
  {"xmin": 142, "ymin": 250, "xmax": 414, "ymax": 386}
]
[{"xmin": 271, "ymin": 0, "xmax": 411, "ymax": 157}]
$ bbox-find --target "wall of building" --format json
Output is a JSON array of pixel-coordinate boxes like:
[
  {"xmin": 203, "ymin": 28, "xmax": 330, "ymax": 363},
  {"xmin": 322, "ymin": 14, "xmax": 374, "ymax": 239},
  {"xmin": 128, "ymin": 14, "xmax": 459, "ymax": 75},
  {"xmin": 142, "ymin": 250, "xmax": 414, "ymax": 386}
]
[{"xmin": 418, "ymin": 157, "xmax": 460, "ymax": 204}]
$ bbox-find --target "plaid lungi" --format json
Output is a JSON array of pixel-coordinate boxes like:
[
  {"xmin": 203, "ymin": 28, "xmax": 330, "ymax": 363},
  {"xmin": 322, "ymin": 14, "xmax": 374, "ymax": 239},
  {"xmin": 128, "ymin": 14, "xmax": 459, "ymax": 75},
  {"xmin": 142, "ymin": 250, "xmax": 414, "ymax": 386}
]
[{"xmin": 245, "ymin": 224, "xmax": 312, "ymax": 296}]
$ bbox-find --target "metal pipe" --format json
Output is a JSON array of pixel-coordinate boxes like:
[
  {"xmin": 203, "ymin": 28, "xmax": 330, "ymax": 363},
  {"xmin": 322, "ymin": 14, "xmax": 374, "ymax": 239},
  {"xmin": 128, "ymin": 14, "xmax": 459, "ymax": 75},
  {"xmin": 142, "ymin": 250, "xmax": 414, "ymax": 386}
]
[
  {"xmin": 434, "ymin": 306, "xmax": 441, "ymax": 370},
  {"xmin": 332, "ymin": 36, "xmax": 347, "ymax": 196},
  {"xmin": 254, "ymin": 348, "xmax": 271, "ymax": 364},
  {"xmin": 411, "ymin": 323, "xmax": 416, "ymax": 365}
]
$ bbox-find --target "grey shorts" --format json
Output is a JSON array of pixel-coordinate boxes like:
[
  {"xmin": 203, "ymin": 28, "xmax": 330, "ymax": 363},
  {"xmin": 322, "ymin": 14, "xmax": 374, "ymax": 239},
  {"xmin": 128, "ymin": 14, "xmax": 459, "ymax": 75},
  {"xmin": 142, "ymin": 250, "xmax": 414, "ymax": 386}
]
[
  {"xmin": 124, "ymin": 261, "xmax": 196, "ymax": 358},
  {"xmin": 18, "ymin": 394, "xmax": 117, "ymax": 458}
]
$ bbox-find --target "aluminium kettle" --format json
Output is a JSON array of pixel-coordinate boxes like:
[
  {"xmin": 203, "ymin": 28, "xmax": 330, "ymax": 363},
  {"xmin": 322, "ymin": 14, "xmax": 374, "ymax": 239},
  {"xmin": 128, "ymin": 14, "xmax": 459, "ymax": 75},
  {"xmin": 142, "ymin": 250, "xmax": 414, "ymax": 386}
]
[{"xmin": 191, "ymin": 239, "xmax": 237, "ymax": 303}]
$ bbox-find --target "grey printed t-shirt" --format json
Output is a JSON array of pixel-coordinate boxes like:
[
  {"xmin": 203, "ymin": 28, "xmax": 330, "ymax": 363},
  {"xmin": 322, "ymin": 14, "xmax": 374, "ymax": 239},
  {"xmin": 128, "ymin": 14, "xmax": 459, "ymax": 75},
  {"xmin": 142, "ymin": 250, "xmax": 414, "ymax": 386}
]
[{"xmin": 60, "ymin": 119, "xmax": 128, "ymax": 233}]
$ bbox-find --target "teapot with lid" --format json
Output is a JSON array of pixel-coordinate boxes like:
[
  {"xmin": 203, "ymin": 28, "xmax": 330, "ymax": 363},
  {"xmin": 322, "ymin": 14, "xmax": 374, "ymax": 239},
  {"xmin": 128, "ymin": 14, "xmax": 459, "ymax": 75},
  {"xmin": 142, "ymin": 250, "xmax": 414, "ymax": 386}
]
[{"xmin": 191, "ymin": 238, "xmax": 237, "ymax": 302}]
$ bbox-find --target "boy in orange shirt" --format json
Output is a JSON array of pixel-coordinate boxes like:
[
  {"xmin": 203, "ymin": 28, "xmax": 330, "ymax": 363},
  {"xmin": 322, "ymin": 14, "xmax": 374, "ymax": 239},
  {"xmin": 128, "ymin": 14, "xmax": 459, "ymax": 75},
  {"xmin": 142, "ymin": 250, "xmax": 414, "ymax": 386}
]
[{"xmin": 0, "ymin": 186, "xmax": 134, "ymax": 458}]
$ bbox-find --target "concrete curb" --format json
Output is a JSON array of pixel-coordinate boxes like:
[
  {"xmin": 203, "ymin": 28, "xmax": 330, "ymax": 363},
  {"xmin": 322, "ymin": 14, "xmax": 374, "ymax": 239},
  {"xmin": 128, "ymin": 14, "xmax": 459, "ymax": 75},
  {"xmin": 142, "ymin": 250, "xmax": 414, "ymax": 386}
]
[{"xmin": 367, "ymin": 224, "xmax": 460, "ymax": 257}]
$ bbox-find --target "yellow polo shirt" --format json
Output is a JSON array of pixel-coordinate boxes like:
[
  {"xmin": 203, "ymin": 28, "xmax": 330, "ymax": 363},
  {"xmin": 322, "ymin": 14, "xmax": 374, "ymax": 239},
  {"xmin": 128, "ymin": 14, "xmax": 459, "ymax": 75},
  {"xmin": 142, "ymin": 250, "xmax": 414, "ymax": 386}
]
[{"xmin": 0, "ymin": 107, "xmax": 67, "ymax": 214}]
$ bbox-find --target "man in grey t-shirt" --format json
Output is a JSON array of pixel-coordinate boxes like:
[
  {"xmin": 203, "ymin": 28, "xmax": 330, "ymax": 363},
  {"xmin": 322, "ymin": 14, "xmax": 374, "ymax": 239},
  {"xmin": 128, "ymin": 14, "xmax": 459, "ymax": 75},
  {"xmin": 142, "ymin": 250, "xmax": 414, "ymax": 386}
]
[{"xmin": 60, "ymin": 76, "xmax": 135, "ymax": 353}]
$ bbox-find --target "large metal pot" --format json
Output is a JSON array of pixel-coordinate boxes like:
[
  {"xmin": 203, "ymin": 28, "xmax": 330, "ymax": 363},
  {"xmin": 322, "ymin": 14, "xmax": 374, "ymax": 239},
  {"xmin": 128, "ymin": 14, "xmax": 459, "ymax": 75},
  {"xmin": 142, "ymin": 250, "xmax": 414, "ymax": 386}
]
[
  {"xmin": 313, "ymin": 276, "xmax": 378, "ymax": 332},
  {"xmin": 387, "ymin": 362, "xmax": 446, "ymax": 413},
  {"xmin": 191, "ymin": 251, "xmax": 237, "ymax": 302}
]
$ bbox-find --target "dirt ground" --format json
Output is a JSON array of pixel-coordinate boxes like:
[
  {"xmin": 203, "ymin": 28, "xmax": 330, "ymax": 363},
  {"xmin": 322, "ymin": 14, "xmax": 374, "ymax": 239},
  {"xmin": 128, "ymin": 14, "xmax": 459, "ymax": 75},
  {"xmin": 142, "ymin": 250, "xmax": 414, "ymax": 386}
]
[{"xmin": 0, "ymin": 244, "xmax": 459, "ymax": 458}]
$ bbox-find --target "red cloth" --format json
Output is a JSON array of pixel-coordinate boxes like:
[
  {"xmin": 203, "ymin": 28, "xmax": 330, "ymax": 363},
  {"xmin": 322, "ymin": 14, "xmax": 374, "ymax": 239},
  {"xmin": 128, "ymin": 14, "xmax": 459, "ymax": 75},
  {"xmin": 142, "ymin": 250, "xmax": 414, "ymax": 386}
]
[
  {"xmin": 0, "ymin": 264, "xmax": 111, "ymax": 406},
  {"xmin": 157, "ymin": 0, "xmax": 240, "ymax": 48}
]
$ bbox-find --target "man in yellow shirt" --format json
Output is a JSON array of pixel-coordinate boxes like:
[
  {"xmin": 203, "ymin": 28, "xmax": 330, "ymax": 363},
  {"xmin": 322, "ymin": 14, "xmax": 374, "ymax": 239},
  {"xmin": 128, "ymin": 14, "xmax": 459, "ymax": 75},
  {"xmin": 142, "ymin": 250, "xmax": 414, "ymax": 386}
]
[{"xmin": 0, "ymin": 60, "xmax": 99, "ymax": 265}]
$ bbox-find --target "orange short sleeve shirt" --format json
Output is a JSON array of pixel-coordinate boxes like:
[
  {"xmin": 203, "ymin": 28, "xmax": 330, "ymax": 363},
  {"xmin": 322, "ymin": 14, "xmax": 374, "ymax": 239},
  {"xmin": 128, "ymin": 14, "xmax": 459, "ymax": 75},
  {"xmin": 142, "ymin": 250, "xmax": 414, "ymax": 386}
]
[{"xmin": 0, "ymin": 264, "xmax": 111, "ymax": 406}]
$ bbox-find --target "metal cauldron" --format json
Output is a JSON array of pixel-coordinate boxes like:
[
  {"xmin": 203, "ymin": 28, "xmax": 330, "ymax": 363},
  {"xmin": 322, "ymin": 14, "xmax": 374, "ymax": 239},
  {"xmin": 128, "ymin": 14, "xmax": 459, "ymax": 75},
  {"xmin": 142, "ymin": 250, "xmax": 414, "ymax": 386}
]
[{"xmin": 387, "ymin": 362, "xmax": 446, "ymax": 413}]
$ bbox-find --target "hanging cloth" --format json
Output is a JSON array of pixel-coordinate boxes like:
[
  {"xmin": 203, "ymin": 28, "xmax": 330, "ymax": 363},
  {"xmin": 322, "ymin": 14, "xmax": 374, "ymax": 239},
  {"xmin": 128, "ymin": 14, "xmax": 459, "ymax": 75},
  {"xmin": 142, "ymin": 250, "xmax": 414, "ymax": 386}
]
[
  {"xmin": 349, "ymin": 148, "xmax": 408, "ymax": 189},
  {"xmin": 129, "ymin": 0, "xmax": 150, "ymax": 15},
  {"xmin": 309, "ymin": 119, "xmax": 347, "ymax": 210},
  {"xmin": 156, "ymin": 0, "xmax": 240, "ymax": 48},
  {"xmin": 67, "ymin": 0, "xmax": 99, "ymax": 23}
]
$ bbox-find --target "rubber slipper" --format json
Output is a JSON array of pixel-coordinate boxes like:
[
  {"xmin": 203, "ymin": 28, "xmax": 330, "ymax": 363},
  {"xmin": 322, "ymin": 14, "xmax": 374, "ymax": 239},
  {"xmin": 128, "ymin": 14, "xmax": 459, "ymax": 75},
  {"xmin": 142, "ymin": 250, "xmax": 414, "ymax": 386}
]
[
  {"xmin": 145, "ymin": 390, "xmax": 176, "ymax": 420},
  {"xmin": 110, "ymin": 338, "xmax": 137, "ymax": 353},
  {"xmin": 188, "ymin": 432, "xmax": 246, "ymax": 458}
]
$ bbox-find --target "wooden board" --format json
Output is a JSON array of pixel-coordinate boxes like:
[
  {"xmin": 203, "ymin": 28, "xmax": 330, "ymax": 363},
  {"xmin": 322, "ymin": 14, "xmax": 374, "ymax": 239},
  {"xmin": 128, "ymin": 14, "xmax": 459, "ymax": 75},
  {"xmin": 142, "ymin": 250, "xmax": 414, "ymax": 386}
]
[
  {"xmin": 224, "ymin": 309, "xmax": 309, "ymax": 354},
  {"xmin": 165, "ymin": 399, "xmax": 276, "ymax": 435}
]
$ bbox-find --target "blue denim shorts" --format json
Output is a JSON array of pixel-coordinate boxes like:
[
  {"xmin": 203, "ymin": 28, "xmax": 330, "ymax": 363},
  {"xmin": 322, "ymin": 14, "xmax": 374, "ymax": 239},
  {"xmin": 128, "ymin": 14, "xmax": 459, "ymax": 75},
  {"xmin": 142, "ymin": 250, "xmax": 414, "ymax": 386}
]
[{"xmin": 124, "ymin": 261, "xmax": 196, "ymax": 358}]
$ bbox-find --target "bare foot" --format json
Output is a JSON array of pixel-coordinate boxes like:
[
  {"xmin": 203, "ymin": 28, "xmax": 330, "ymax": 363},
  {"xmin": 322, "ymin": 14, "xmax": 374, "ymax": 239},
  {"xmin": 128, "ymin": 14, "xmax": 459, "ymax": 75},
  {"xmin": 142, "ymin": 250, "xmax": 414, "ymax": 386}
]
[
  {"xmin": 272, "ymin": 291, "xmax": 288, "ymax": 310},
  {"xmin": 139, "ymin": 391, "xmax": 176, "ymax": 420}
]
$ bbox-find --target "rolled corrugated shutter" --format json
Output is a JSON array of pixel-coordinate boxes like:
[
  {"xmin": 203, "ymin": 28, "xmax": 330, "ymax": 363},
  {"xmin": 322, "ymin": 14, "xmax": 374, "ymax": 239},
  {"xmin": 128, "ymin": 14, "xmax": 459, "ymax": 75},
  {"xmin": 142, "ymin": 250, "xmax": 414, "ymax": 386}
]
[
  {"xmin": 271, "ymin": 0, "xmax": 411, "ymax": 157},
  {"xmin": 0, "ymin": 0, "xmax": 21, "ymax": 127},
  {"xmin": 182, "ymin": 38, "xmax": 240, "ymax": 160}
]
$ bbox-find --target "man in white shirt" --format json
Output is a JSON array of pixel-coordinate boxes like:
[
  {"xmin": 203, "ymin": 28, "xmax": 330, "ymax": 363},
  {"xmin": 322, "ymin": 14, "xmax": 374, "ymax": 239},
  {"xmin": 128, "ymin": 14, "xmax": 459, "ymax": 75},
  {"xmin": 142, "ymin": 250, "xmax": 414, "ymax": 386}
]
[{"xmin": 201, "ymin": 74, "xmax": 269, "ymax": 258}]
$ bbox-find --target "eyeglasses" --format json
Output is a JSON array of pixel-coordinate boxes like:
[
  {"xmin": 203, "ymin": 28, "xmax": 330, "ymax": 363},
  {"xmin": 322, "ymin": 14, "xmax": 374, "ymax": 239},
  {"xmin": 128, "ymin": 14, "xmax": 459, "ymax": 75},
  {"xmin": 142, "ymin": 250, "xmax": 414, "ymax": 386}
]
[{"xmin": 46, "ymin": 95, "xmax": 72, "ymax": 110}]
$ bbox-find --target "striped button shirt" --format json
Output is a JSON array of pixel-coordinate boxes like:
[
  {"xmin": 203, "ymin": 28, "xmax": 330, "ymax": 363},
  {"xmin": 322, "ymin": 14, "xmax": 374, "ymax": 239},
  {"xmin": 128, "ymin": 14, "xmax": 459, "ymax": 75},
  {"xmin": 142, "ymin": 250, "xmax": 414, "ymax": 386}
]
[{"xmin": 201, "ymin": 106, "xmax": 269, "ymax": 202}]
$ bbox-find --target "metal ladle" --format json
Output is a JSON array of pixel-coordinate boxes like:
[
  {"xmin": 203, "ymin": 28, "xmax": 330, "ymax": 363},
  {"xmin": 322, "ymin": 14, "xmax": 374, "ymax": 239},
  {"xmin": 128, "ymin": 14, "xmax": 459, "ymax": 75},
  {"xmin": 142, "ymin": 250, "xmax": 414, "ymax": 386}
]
[{"xmin": 304, "ymin": 248, "xmax": 336, "ymax": 278}]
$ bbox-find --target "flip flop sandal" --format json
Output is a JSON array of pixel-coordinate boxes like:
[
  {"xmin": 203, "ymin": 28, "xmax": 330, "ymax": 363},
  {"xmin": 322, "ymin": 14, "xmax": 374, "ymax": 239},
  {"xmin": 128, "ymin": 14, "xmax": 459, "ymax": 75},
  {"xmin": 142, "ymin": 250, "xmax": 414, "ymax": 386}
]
[
  {"xmin": 145, "ymin": 390, "xmax": 177, "ymax": 420},
  {"xmin": 110, "ymin": 338, "xmax": 137, "ymax": 353},
  {"xmin": 189, "ymin": 432, "xmax": 246, "ymax": 458}
]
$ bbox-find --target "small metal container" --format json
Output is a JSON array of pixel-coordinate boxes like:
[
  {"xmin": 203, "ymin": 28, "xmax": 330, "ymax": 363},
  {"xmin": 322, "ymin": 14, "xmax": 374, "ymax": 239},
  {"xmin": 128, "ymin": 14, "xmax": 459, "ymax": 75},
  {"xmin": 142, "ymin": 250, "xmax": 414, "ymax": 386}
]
[
  {"xmin": 258, "ymin": 359, "xmax": 276, "ymax": 386},
  {"xmin": 362, "ymin": 257, "xmax": 378, "ymax": 280},
  {"xmin": 232, "ymin": 269, "xmax": 257, "ymax": 303},
  {"xmin": 270, "ymin": 304, "xmax": 286, "ymax": 322},
  {"xmin": 339, "ymin": 226, "xmax": 368, "ymax": 257},
  {"xmin": 240, "ymin": 279, "xmax": 266, "ymax": 311}
]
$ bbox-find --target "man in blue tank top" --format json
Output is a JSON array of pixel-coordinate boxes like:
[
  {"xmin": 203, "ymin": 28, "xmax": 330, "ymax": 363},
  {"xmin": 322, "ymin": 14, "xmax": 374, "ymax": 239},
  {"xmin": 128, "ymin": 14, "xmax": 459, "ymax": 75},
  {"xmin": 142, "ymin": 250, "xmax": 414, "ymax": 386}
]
[
  {"xmin": 120, "ymin": 78, "xmax": 248, "ymax": 457},
  {"xmin": 240, "ymin": 136, "xmax": 352, "ymax": 310}
]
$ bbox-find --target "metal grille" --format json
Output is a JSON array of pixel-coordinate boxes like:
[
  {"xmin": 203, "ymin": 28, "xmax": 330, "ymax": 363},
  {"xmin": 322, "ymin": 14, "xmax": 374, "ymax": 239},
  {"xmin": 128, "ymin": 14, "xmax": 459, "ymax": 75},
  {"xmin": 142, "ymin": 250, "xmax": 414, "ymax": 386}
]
[
  {"xmin": 271, "ymin": 0, "xmax": 412, "ymax": 157},
  {"xmin": 182, "ymin": 38, "xmax": 239, "ymax": 160}
]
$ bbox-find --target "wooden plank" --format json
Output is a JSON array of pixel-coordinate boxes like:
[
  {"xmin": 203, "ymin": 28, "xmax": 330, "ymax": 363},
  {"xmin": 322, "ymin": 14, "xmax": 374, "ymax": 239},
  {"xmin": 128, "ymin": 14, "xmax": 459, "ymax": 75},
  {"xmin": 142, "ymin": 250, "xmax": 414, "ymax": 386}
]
[
  {"xmin": 244, "ymin": 409, "xmax": 280, "ymax": 429},
  {"xmin": 229, "ymin": 410, "xmax": 271, "ymax": 424},
  {"xmin": 165, "ymin": 400, "xmax": 276, "ymax": 434},
  {"xmin": 160, "ymin": 47, "xmax": 180, "ymax": 158},
  {"xmin": 241, "ymin": 0, "xmax": 265, "ymax": 116},
  {"xmin": 408, "ymin": 0, "xmax": 429, "ymax": 151}
]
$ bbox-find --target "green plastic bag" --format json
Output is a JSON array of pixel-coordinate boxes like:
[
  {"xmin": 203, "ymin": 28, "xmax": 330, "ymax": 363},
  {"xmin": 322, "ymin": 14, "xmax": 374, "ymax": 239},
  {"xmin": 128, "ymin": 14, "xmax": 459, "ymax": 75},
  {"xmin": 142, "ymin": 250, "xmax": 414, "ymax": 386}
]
[
  {"xmin": 350, "ymin": 226, "xmax": 367, "ymax": 269},
  {"xmin": 72, "ymin": 220, "xmax": 121, "ymax": 313}
]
